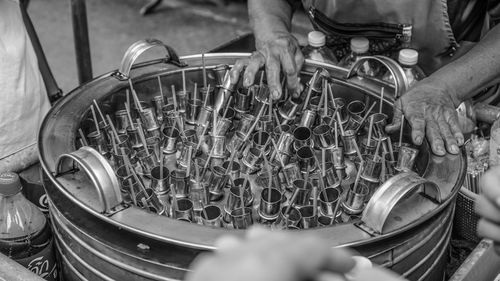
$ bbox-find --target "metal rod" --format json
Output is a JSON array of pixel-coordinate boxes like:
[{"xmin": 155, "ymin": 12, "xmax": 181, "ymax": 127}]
[
  {"xmin": 93, "ymin": 99, "xmax": 107, "ymax": 126},
  {"xmin": 70, "ymin": 0, "xmax": 93, "ymax": 84}
]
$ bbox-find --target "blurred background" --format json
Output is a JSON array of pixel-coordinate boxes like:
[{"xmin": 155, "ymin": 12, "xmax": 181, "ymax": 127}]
[{"xmin": 28, "ymin": 0, "xmax": 312, "ymax": 92}]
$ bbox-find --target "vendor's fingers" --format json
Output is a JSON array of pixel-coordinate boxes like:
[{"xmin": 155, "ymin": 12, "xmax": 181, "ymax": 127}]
[
  {"xmin": 229, "ymin": 58, "xmax": 249, "ymax": 86},
  {"xmin": 445, "ymin": 110, "xmax": 465, "ymax": 146},
  {"xmin": 437, "ymin": 115, "xmax": 459, "ymax": 154},
  {"xmin": 425, "ymin": 119, "xmax": 446, "ymax": 156},
  {"xmin": 243, "ymin": 52, "xmax": 265, "ymax": 87},
  {"xmin": 385, "ymin": 100, "xmax": 402, "ymax": 133},
  {"xmin": 409, "ymin": 115, "xmax": 425, "ymax": 145},
  {"xmin": 475, "ymin": 196, "xmax": 500, "ymax": 224},
  {"xmin": 265, "ymin": 55, "xmax": 282, "ymax": 99},
  {"xmin": 477, "ymin": 219, "xmax": 500, "ymax": 243},
  {"xmin": 480, "ymin": 169, "xmax": 500, "ymax": 207},
  {"xmin": 280, "ymin": 51, "xmax": 300, "ymax": 93}
]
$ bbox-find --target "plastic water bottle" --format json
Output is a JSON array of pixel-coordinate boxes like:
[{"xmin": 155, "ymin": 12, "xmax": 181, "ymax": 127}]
[
  {"xmin": 490, "ymin": 117, "xmax": 500, "ymax": 166},
  {"xmin": 339, "ymin": 37, "xmax": 376, "ymax": 75},
  {"xmin": 0, "ymin": 172, "xmax": 57, "ymax": 280},
  {"xmin": 302, "ymin": 31, "xmax": 338, "ymax": 65},
  {"xmin": 383, "ymin": 49, "xmax": 425, "ymax": 87}
]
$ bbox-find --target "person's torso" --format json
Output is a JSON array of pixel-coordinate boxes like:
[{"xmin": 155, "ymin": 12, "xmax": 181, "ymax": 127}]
[{"xmin": 302, "ymin": 0, "xmax": 487, "ymax": 74}]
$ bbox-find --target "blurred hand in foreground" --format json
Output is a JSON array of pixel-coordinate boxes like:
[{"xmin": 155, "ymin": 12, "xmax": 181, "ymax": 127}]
[{"xmin": 186, "ymin": 227, "xmax": 406, "ymax": 281}]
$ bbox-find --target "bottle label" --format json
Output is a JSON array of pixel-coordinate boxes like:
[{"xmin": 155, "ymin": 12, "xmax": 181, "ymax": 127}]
[{"xmin": 15, "ymin": 238, "xmax": 58, "ymax": 281}]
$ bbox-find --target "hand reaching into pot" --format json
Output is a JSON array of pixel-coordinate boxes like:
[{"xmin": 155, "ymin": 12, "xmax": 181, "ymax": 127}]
[{"xmin": 386, "ymin": 80, "xmax": 464, "ymax": 156}]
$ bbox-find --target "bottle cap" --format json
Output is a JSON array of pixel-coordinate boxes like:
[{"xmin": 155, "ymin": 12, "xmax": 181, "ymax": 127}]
[
  {"xmin": 350, "ymin": 37, "xmax": 369, "ymax": 54},
  {"xmin": 398, "ymin": 49, "xmax": 419, "ymax": 66},
  {"xmin": 308, "ymin": 31, "xmax": 326, "ymax": 47},
  {"xmin": 0, "ymin": 172, "xmax": 22, "ymax": 196}
]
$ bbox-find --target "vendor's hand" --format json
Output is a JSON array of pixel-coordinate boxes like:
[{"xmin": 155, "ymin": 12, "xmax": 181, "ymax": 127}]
[
  {"xmin": 186, "ymin": 227, "xmax": 405, "ymax": 281},
  {"xmin": 476, "ymin": 166, "xmax": 500, "ymax": 254},
  {"xmin": 386, "ymin": 82, "xmax": 464, "ymax": 156},
  {"xmin": 229, "ymin": 31, "xmax": 304, "ymax": 100}
]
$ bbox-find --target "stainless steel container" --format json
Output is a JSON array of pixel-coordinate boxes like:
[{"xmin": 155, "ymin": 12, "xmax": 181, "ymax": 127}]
[{"xmin": 39, "ymin": 40, "xmax": 465, "ymax": 281}]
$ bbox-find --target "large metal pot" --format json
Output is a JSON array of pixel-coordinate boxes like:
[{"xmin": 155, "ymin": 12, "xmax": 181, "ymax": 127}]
[{"xmin": 39, "ymin": 39, "xmax": 465, "ymax": 281}]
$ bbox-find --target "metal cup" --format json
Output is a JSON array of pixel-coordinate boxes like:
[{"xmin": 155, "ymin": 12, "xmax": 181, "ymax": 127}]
[
  {"xmin": 115, "ymin": 110, "xmax": 130, "ymax": 135},
  {"xmin": 150, "ymin": 166, "xmax": 170, "ymax": 193},
  {"xmin": 196, "ymin": 106, "xmax": 214, "ymax": 135},
  {"xmin": 319, "ymin": 188, "xmax": 341, "ymax": 217},
  {"xmin": 226, "ymin": 184, "xmax": 253, "ymax": 214},
  {"xmin": 162, "ymin": 127, "xmax": 179, "ymax": 154},
  {"xmin": 136, "ymin": 188, "xmax": 164, "ymax": 214},
  {"xmin": 259, "ymin": 188, "xmax": 282, "ymax": 220},
  {"xmin": 333, "ymin": 98, "xmax": 348, "ymax": 124},
  {"xmin": 258, "ymin": 115, "xmax": 274, "ymax": 133},
  {"xmin": 293, "ymin": 127, "xmax": 313, "ymax": 151},
  {"xmin": 292, "ymin": 179, "xmax": 313, "ymax": 206},
  {"xmin": 273, "ymin": 131, "xmax": 294, "ymax": 159},
  {"xmin": 126, "ymin": 125, "xmax": 143, "ymax": 150},
  {"xmin": 347, "ymin": 100, "xmax": 366, "ymax": 118},
  {"xmin": 210, "ymin": 134, "xmax": 227, "ymax": 158},
  {"xmin": 162, "ymin": 104, "xmax": 176, "ymax": 126},
  {"xmin": 228, "ymin": 132, "xmax": 245, "ymax": 155},
  {"xmin": 395, "ymin": 146, "xmax": 419, "ymax": 172},
  {"xmin": 184, "ymin": 129, "xmax": 198, "ymax": 144},
  {"xmin": 200, "ymin": 87, "xmax": 215, "ymax": 108},
  {"xmin": 277, "ymin": 206, "xmax": 302, "ymax": 228},
  {"xmin": 170, "ymin": 170, "xmax": 191, "ymax": 198},
  {"xmin": 172, "ymin": 198, "xmax": 194, "ymax": 221},
  {"xmin": 146, "ymin": 137, "xmax": 161, "ymax": 161},
  {"xmin": 346, "ymin": 114, "xmax": 364, "ymax": 132},
  {"xmin": 342, "ymin": 130, "xmax": 358, "ymax": 157},
  {"xmin": 242, "ymin": 147, "xmax": 262, "ymax": 168},
  {"xmin": 235, "ymin": 87, "xmax": 252, "ymax": 113},
  {"xmin": 273, "ymin": 124, "xmax": 292, "ymax": 137},
  {"xmin": 296, "ymin": 146, "xmax": 315, "ymax": 172},
  {"xmin": 255, "ymin": 168, "xmax": 281, "ymax": 191},
  {"xmin": 139, "ymin": 107, "xmax": 159, "ymax": 131},
  {"xmin": 318, "ymin": 215, "xmax": 336, "ymax": 227},
  {"xmin": 115, "ymin": 134, "xmax": 131, "ymax": 150},
  {"xmin": 186, "ymin": 99, "xmax": 202, "ymax": 125},
  {"xmin": 360, "ymin": 136, "xmax": 377, "ymax": 156},
  {"xmin": 176, "ymin": 90, "xmax": 188, "ymax": 114},
  {"xmin": 384, "ymin": 152, "xmax": 398, "ymax": 179},
  {"xmin": 178, "ymin": 142, "xmax": 200, "ymax": 169},
  {"xmin": 207, "ymin": 166, "xmax": 228, "ymax": 201},
  {"xmin": 361, "ymin": 154, "xmax": 383, "ymax": 181},
  {"xmin": 342, "ymin": 182, "xmax": 369, "ymax": 215},
  {"xmin": 237, "ymin": 113, "xmax": 256, "ymax": 136},
  {"xmin": 200, "ymin": 205, "xmax": 223, "ymax": 227},
  {"xmin": 189, "ymin": 185, "xmax": 208, "ymax": 222},
  {"xmin": 222, "ymin": 161, "xmax": 241, "ymax": 181},
  {"xmin": 152, "ymin": 96, "xmax": 165, "ymax": 124},
  {"xmin": 313, "ymin": 124, "xmax": 335, "ymax": 148},
  {"xmin": 252, "ymin": 131, "xmax": 270, "ymax": 151},
  {"xmin": 299, "ymin": 205, "xmax": 318, "ymax": 229},
  {"xmin": 330, "ymin": 147, "xmax": 346, "ymax": 169},
  {"xmin": 299, "ymin": 110, "xmax": 317, "ymax": 128},
  {"xmin": 279, "ymin": 97, "xmax": 302, "ymax": 121},
  {"xmin": 367, "ymin": 113, "xmax": 388, "ymax": 139},
  {"xmin": 215, "ymin": 117, "xmax": 233, "ymax": 136},
  {"xmin": 323, "ymin": 162, "xmax": 341, "ymax": 188},
  {"xmin": 87, "ymin": 131, "xmax": 109, "ymax": 157},
  {"xmin": 112, "ymin": 147, "xmax": 133, "ymax": 168},
  {"xmin": 231, "ymin": 207, "xmax": 253, "ymax": 229},
  {"xmin": 282, "ymin": 163, "xmax": 302, "ymax": 190}
]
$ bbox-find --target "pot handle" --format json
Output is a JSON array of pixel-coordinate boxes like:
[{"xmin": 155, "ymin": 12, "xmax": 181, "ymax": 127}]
[
  {"xmin": 114, "ymin": 38, "xmax": 186, "ymax": 80},
  {"xmin": 346, "ymin": 55, "xmax": 409, "ymax": 98},
  {"xmin": 360, "ymin": 172, "xmax": 442, "ymax": 234},
  {"xmin": 55, "ymin": 146, "xmax": 123, "ymax": 214}
]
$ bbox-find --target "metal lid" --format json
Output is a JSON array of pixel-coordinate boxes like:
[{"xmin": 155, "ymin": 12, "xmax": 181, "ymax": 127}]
[{"xmin": 0, "ymin": 172, "xmax": 22, "ymax": 196}]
